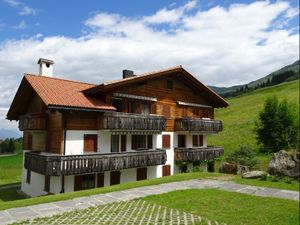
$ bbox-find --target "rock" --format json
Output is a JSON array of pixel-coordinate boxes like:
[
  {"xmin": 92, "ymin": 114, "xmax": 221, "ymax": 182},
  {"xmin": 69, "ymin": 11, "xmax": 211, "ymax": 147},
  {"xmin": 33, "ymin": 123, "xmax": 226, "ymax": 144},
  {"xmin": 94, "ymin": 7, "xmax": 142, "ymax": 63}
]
[
  {"xmin": 268, "ymin": 150, "xmax": 299, "ymax": 179},
  {"xmin": 237, "ymin": 165, "xmax": 250, "ymax": 175},
  {"xmin": 219, "ymin": 162, "xmax": 237, "ymax": 174},
  {"xmin": 242, "ymin": 170, "xmax": 267, "ymax": 179}
]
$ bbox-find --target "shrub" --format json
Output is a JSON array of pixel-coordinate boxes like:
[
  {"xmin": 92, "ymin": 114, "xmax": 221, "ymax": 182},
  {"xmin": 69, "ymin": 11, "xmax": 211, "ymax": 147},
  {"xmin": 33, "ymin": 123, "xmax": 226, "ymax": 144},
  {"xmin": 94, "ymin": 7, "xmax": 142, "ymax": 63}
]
[
  {"xmin": 225, "ymin": 145, "xmax": 259, "ymax": 169},
  {"xmin": 259, "ymin": 173, "xmax": 268, "ymax": 181}
]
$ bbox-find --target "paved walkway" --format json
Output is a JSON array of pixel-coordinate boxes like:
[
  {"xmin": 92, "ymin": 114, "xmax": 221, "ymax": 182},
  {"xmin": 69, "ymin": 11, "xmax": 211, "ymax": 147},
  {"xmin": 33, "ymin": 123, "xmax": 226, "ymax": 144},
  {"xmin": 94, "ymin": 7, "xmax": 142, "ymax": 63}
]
[{"xmin": 0, "ymin": 179, "xmax": 299, "ymax": 225}]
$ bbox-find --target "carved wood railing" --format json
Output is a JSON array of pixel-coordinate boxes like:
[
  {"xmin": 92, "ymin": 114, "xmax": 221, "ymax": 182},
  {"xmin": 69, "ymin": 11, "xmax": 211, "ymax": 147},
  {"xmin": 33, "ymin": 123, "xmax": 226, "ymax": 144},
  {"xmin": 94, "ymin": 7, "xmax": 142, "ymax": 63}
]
[
  {"xmin": 24, "ymin": 149, "xmax": 167, "ymax": 176},
  {"xmin": 174, "ymin": 147, "xmax": 224, "ymax": 162},
  {"xmin": 19, "ymin": 114, "xmax": 48, "ymax": 131},
  {"xmin": 101, "ymin": 112, "xmax": 166, "ymax": 131},
  {"xmin": 174, "ymin": 118, "xmax": 222, "ymax": 132}
]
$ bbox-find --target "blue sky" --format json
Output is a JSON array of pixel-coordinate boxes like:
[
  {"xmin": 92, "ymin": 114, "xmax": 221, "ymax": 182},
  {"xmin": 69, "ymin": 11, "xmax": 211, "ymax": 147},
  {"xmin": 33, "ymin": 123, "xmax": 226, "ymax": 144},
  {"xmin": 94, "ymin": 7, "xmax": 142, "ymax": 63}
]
[
  {"xmin": 0, "ymin": 0, "xmax": 299, "ymax": 40},
  {"xmin": 0, "ymin": 0, "xmax": 299, "ymax": 133}
]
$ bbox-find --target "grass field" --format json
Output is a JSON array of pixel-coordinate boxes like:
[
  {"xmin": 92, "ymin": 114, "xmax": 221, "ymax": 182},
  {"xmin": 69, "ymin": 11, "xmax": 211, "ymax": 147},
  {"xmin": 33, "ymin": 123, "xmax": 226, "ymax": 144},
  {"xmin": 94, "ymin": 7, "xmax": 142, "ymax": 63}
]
[
  {"xmin": 208, "ymin": 80, "xmax": 299, "ymax": 157},
  {"xmin": 0, "ymin": 153, "xmax": 22, "ymax": 185},
  {"xmin": 144, "ymin": 189, "xmax": 299, "ymax": 225}
]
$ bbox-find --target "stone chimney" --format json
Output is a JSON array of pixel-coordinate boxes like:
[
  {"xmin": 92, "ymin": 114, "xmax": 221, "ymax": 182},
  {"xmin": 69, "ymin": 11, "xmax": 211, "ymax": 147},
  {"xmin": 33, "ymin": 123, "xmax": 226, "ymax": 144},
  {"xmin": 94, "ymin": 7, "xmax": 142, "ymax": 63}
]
[
  {"xmin": 122, "ymin": 69, "xmax": 135, "ymax": 79},
  {"xmin": 37, "ymin": 58, "xmax": 54, "ymax": 77}
]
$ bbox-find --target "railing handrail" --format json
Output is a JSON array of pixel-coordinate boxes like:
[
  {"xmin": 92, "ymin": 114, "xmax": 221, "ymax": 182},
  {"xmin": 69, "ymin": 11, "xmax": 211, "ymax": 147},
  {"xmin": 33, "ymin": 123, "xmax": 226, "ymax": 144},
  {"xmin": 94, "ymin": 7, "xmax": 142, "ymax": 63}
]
[
  {"xmin": 103, "ymin": 112, "xmax": 166, "ymax": 119},
  {"xmin": 175, "ymin": 146, "xmax": 224, "ymax": 151}
]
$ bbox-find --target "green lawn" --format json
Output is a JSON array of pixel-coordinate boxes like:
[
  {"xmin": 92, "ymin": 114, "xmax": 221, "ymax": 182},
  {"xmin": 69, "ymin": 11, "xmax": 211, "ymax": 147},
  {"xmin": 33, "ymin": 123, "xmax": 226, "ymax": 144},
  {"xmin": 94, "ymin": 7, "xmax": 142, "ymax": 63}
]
[
  {"xmin": 144, "ymin": 189, "xmax": 299, "ymax": 225},
  {"xmin": 0, "ymin": 153, "xmax": 23, "ymax": 185},
  {"xmin": 0, "ymin": 172, "xmax": 225, "ymax": 210},
  {"xmin": 0, "ymin": 171, "xmax": 298, "ymax": 211},
  {"xmin": 208, "ymin": 80, "xmax": 299, "ymax": 156}
]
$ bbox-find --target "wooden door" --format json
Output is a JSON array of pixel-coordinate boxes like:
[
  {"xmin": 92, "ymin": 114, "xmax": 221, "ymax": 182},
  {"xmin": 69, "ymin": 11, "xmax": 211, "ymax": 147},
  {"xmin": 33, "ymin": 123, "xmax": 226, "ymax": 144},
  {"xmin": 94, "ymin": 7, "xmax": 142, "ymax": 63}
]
[
  {"xmin": 74, "ymin": 175, "xmax": 83, "ymax": 191},
  {"xmin": 110, "ymin": 171, "xmax": 121, "ymax": 185},
  {"xmin": 162, "ymin": 165, "xmax": 171, "ymax": 177},
  {"xmin": 84, "ymin": 134, "xmax": 98, "ymax": 152},
  {"xmin": 97, "ymin": 173, "xmax": 104, "ymax": 188},
  {"xmin": 121, "ymin": 135, "xmax": 126, "ymax": 152},
  {"xmin": 137, "ymin": 168, "xmax": 147, "ymax": 181}
]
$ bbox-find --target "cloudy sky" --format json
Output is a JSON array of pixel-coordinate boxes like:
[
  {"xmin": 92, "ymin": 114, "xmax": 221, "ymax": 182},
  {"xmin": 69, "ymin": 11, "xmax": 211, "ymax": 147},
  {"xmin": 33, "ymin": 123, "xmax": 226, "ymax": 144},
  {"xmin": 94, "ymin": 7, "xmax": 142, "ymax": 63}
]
[{"xmin": 0, "ymin": 0, "xmax": 299, "ymax": 134}]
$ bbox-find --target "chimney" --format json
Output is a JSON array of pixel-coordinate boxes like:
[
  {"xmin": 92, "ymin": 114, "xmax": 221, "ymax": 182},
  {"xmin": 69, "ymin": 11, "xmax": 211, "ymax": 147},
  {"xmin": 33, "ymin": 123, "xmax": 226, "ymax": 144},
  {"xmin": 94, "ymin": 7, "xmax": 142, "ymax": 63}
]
[
  {"xmin": 37, "ymin": 58, "xmax": 54, "ymax": 77},
  {"xmin": 122, "ymin": 69, "xmax": 135, "ymax": 79}
]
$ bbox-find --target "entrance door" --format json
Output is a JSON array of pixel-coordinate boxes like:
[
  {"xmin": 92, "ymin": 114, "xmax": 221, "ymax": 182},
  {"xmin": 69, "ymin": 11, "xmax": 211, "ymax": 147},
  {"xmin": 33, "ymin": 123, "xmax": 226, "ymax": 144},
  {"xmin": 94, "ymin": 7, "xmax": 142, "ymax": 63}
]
[
  {"xmin": 84, "ymin": 134, "xmax": 98, "ymax": 153},
  {"xmin": 137, "ymin": 168, "xmax": 147, "ymax": 181},
  {"xmin": 162, "ymin": 165, "xmax": 171, "ymax": 177},
  {"xmin": 110, "ymin": 171, "xmax": 121, "ymax": 185}
]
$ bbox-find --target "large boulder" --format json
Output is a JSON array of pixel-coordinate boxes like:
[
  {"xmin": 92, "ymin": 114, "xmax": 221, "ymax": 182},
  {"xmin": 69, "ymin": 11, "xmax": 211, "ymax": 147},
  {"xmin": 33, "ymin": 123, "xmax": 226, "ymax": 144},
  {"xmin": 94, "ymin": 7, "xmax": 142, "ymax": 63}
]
[
  {"xmin": 242, "ymin": 170, "xmax": 267, "ymax": 179},
  {"xmin": 268, "ymin": 150, "xmax": 299, "ymax": 178}
]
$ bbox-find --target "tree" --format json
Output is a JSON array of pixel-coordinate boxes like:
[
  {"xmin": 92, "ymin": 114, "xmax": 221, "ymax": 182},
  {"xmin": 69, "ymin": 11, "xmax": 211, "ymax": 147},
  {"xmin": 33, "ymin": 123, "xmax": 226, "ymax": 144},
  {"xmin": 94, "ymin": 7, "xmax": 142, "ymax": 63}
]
[{"xmin": 255, "ymin": 96, "xmax": 298, "ymax": 152}]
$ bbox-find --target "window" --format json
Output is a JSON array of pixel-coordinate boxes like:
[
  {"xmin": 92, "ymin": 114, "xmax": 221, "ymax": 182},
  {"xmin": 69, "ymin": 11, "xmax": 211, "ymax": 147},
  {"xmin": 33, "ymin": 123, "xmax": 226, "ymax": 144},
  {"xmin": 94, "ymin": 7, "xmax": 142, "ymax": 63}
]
[
  {"xmin": 192, "ymin": 135, "xmax": 203, "ymax": 147},
  {"xmin": 82, "ymin": 174, "xmax": 95, "ymax": 190},
  {"xmin": 137, "ymin": 168, "xmax": 147, "ymax": 181},
  {"xmin": 128, "ymin": 102, "xmax": 136, "ymax": 113},
  {"xmin": 112, "ymin": 98, "xmax": 123, "ymax": 112},
  {"xmin": 111, "ymin": 135, "xmax": 119, "ymax": 152},
  {"xmin": 26, "ymin": 169, "xmax": 31, "ymax": 184},
  {"xmin": 162, "ymin": 135, "xmax": 171, "ymax": 149},
  {"xmin": 178, "ymin": 135, "xmax": 186, "ymax": 148},
  {"xmin": 132, "ymin": 135, "xmax": 153, "ymax": 150},
  {"xmin": 166, "ymin": 80, "xmax": 173, "ymax": 90},
  {"xmin": 140, "ymin": 103, "xmax": 150, "ymax": 115},
  {"xmin": 110, "ymin": 171, "xmax": 121, "ymax": 185}
]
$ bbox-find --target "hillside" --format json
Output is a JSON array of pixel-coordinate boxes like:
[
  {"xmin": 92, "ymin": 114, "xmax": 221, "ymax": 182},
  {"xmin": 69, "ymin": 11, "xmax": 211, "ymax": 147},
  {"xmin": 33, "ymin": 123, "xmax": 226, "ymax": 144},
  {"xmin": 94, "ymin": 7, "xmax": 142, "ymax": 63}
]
[
  {"xmin": 208, "ymin": 79, "xmax": 299, "ymax": 156},
  {"xmin": 210, "ymin": 59, "xmax": 299, "ymax": 97}
]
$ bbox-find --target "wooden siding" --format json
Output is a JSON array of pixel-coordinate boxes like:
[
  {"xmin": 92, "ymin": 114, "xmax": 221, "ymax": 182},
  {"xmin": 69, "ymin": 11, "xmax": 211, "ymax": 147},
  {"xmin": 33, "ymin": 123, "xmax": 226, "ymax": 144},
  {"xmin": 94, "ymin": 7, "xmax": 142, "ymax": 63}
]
[
  {"xmin": 66, "ymin": 113, "xmax": 98, "ymax": 130},
  {"xmin": 108, "ymin": 75, "xmax": 215, "ymax": 131}
]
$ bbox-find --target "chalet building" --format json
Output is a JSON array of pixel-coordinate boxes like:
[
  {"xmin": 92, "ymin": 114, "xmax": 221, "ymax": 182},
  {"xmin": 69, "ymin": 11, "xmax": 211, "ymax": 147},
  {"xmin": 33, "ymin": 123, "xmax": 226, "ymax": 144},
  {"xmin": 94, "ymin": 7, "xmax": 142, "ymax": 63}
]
[{"xmin": 7, "ymin": 58, "xmax": 228, "ymax": 197}]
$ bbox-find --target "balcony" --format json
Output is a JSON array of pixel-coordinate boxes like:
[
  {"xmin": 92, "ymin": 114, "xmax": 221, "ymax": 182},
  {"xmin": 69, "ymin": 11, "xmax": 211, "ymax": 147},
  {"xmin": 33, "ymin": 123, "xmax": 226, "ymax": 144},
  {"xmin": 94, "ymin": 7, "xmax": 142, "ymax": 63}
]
[
  {"xmin": 174, "ymin": 118, "xmax": 222, "ymax": 132},
  {"xmin": 174, "ymin": 147, "xmax": 224, "ymax": 162},
  {"xmin": 19, "ymin": 114, "xmax": 48, "ymax": 131},
  {"xmin": 101, "ymin": 112, "xmax": 166, "ymax": 131},
  {"xmin": 24, "ymin": 149, "xmax": 167, "ymax": 176}
]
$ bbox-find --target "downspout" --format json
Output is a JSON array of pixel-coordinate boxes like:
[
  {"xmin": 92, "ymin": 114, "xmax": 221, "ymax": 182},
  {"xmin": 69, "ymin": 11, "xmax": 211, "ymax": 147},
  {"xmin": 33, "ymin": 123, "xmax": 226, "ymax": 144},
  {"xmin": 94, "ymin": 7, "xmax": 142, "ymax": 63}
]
[{"xmin": 60, "ymin": 112, "xmax": 67, "ymax": 193}]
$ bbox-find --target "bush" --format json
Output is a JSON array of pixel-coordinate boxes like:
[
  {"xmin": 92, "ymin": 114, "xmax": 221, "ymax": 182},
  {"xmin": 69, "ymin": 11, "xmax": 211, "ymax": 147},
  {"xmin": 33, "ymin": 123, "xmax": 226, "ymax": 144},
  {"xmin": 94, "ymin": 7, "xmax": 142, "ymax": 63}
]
[
  {"xmin": 176, "ymin": 161, "xmax": 188, "ymax": 173},
  {"xmin": 225, "ymin": 145, "xmax": 259, "ymax": 169}
]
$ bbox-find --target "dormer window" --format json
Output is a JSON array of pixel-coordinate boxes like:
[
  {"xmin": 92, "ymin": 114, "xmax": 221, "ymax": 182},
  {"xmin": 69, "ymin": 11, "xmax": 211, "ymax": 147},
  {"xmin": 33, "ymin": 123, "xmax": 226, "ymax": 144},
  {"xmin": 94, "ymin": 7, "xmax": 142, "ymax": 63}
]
[{"xmin": 166, "ymin": 80, "xmax": 173, "ymax": 90}]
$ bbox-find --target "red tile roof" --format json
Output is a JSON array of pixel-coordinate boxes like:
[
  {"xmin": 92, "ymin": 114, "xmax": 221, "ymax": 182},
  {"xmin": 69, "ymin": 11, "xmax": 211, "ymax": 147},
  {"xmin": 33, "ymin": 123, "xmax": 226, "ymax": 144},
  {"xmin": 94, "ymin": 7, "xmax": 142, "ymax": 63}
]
[{"xmin": 24, "ymin": 74, "xmax": 114, "ymax": 111}]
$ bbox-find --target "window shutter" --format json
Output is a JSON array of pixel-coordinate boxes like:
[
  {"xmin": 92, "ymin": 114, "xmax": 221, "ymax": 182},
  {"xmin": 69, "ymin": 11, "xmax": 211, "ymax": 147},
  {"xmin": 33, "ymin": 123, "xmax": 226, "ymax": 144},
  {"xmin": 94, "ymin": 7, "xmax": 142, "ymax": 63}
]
[
  {"xmin": 121, "ymin": 135, "xmax": 126, "ymax": 152},
  {"xmin": 199, "ymin": 135, "xmax": 203, "ymax": 146},
  {"xmin": 162, "ymin": 135, "xmax": 171, "ymax": 149},
  {"xmin": 163, "ymin": 105, "xmax": 171, "ymax": 118},
  {"xmin": 151, "ymin": 103, "xmax": 156, "ymax": 114},
  {"xmin": 147, "ymin": 135, "xmax": 153, "ymax": 149},
  {"xmin": 132, "ymin": 135, "xmax": 137, "ymax": 150}
]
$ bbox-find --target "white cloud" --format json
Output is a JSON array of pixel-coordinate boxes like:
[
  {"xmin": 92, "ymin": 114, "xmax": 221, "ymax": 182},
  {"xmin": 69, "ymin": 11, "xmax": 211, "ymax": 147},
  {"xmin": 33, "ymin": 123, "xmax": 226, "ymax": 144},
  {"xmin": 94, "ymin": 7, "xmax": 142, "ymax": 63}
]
[
  {"xmin": 3, "ymin": 0, "xmax": 36, "ymax": 16},
  {"xmin": 13, "ymin": 20, "xmax": 28, "ymax": 29},
  {"xmin": 0, "ymin": 0, "xmax": 299, "ymax": 132}
]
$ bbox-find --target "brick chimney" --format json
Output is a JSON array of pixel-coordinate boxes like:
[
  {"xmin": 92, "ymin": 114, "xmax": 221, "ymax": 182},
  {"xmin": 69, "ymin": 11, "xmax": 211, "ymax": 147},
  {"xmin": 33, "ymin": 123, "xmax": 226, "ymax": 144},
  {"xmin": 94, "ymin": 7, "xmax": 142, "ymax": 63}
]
[{"xmin": 37, "ymin": 58, "xmax": 54, "ymax": 77}]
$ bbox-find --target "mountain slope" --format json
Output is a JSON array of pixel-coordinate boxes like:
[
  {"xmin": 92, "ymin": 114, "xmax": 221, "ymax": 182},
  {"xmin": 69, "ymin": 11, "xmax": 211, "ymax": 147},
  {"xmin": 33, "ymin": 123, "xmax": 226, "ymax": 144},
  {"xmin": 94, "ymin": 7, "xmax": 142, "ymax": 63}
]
[
  {"xmin": 210, "ymin": 59, "xmax": 299, "ymax": 96},
  {"xmin": 208, "ymin": 79, "xmax": 299, "ymax": 156}
]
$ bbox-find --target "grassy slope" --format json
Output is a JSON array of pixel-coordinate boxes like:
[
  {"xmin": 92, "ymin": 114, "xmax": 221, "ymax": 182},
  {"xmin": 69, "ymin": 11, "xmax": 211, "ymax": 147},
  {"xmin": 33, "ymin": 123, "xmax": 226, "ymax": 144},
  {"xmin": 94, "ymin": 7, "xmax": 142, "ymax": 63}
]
[
  {"xmin": 208, "ymin": 80, "xmax": 299, "ymax": 157},
  {"xmin": 0, "ymin": 153, "xmax": 22, "ymax": 185},
  {"xmin": 144, "ymin": 189, "xmax": 299, "ymax": 225}
]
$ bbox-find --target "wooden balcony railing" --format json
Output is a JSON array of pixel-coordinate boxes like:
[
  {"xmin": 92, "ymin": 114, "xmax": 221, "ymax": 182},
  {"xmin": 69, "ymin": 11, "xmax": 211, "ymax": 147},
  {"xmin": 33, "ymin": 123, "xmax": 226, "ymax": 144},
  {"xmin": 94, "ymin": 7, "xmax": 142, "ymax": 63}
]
[
  {"xmin": 19, "ymin": 114, "xmax": 47, "ymax": 131},
  {"xmin": 174, "ymin": 146, "xmax": 224, "ymax": 162},
  {"xmin": 24, "ymin": 149, "xmax": 167, "ymax": 176},
  {"xmin": 174, "ymin": 118, "xmax": 222, "ymax": 132},
  {"xmin": 101, "ymin": 112, "xmax": 166, "ymax": 131}
]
